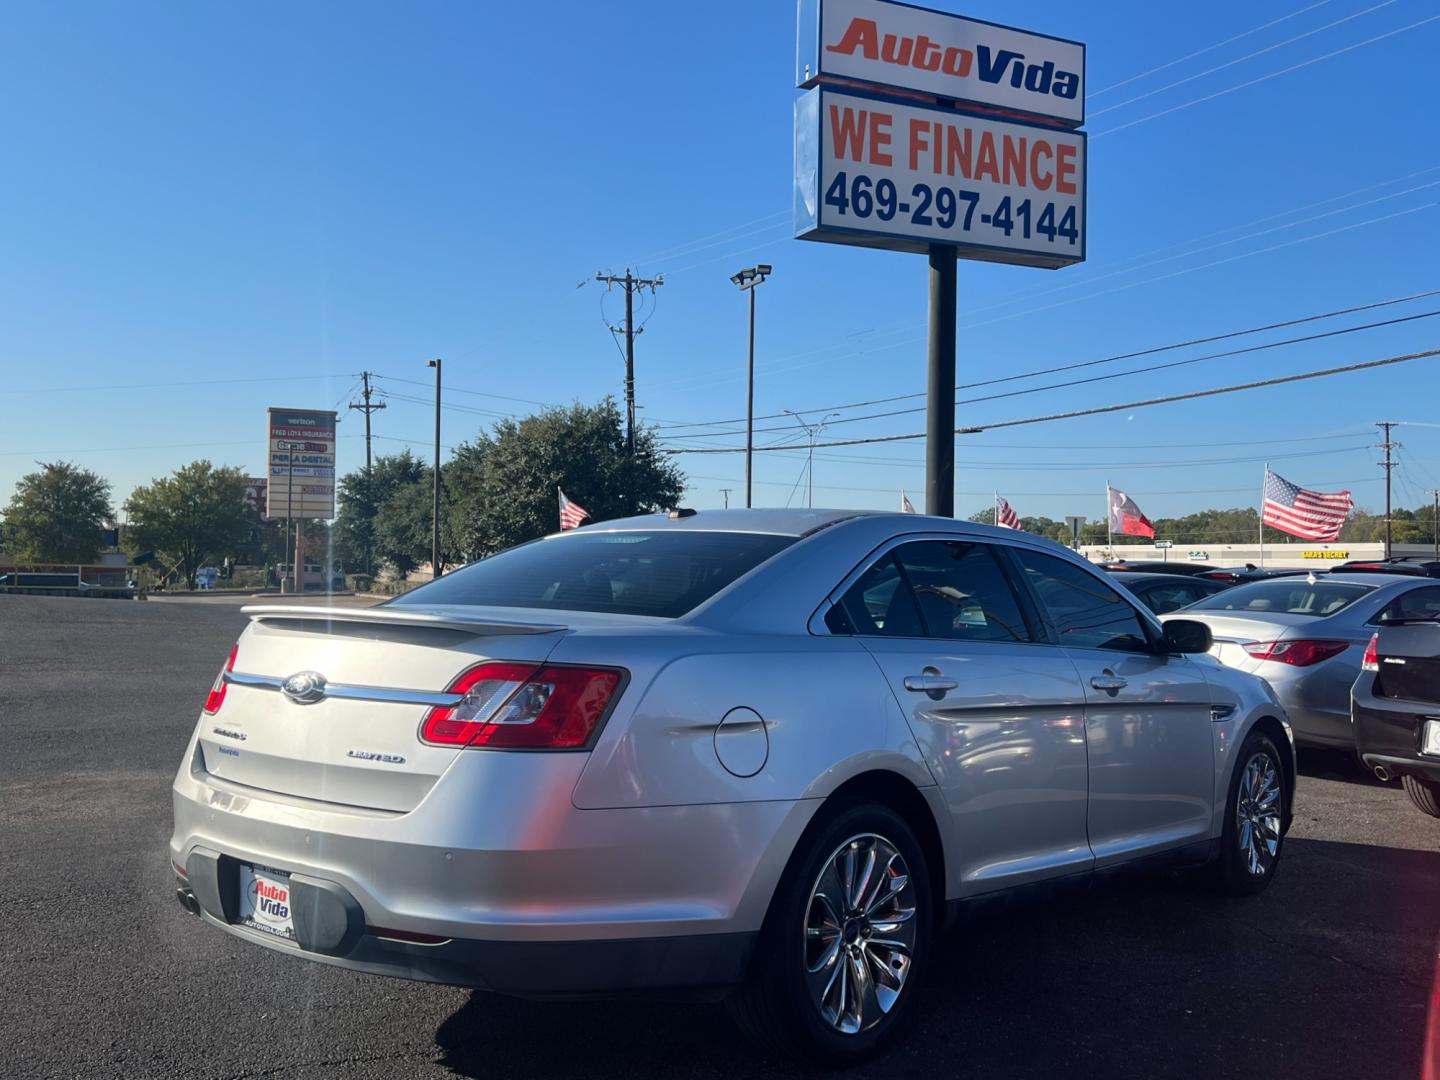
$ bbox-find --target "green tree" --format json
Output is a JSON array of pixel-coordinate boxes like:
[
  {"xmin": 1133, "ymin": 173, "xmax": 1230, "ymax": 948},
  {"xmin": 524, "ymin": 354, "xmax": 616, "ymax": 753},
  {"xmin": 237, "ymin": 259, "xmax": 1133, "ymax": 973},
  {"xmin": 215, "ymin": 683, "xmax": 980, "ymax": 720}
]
[
  {"xmin": 123, "ymin": 461, "xmax": 251, "ymax": 589},
  {"xmin": 453, "ymin": 399, "xmax": 685, "ymax": 558},
  {"xmin": 1, "ymin": 461, "xmax": 113, "ymax": 562},
  {"xmin": 334, "ymin": 451, "xmax": 428, "ymax": 572}
]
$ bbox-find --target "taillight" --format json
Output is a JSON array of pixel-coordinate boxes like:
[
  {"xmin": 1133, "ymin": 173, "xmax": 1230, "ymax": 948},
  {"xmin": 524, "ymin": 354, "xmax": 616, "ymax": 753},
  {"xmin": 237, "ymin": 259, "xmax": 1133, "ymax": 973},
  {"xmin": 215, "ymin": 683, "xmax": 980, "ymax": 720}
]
[
  {"xmin": 1241, "ymin": 639, "xmax": 1349, "ymax": 667},
  {"xmin": 1201, "ymin": 572, "xmax": 1239, "ymax": 583},
  {"xmin": 202, "ymin": 643, "xmax": 239, "ymax": 714},
  {"xmin": 420, "ymin": 662, "xmax": 624, "ymax": 750},
  {"xmin": 1361, "ymin": 632, "xmax": 1380, "ymax": 672}
]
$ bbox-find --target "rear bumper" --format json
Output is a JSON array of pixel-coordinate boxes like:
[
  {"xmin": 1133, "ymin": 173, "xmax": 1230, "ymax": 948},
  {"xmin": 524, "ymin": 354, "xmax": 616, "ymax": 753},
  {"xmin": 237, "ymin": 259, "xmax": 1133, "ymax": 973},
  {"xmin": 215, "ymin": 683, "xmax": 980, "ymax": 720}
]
[
  {"xmin": 170, "ymin": 746, "xmax": 815, "ymax": 992},
  {"xmin": 174, "ymin": 856, "xmax": 755, "ymax": 996},
  {"xmin": 1354, "ymin": 674, "xmax": 1440, "ymax": 781}
]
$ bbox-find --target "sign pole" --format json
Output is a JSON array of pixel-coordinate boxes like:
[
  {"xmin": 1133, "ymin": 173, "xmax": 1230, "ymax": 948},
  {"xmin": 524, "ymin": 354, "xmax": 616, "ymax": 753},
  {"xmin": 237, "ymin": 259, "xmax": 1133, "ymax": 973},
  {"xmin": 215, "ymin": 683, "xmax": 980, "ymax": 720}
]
[
  {"xmin": 925, "ymin": 245, "xmax": 957, "ymax": 517},
  {"xmin": 1259, "ymin": 465, "xmax": 1267, "ymax": 569}
]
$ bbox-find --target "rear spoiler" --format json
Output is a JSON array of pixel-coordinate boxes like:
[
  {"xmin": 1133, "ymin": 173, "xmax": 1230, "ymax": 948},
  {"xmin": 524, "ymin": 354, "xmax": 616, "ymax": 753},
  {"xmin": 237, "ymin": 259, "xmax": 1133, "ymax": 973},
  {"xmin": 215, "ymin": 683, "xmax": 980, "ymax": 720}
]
[{"xmin": 240, "ymin": 605, "xmax": 568, "ymax": 636}]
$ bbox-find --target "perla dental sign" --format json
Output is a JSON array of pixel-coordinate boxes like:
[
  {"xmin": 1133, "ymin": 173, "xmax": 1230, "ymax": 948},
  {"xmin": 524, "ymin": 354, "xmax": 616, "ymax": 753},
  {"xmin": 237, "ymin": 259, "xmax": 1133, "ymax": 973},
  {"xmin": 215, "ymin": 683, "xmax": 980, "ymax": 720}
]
[
  {"xmin": 795, "ymin": 87, "xmax": 1086, "ymax": 266},
  {"xmin": 798, "ymin": 0, "xmax": 1085, "ymax": 127}
]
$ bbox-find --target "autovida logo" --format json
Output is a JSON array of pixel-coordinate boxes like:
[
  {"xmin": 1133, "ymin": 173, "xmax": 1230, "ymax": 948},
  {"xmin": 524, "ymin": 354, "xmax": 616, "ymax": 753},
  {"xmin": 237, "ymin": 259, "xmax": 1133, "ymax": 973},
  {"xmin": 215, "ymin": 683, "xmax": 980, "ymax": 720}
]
[
  {"xmin": 249, "ymin": 878, "xmax": 290, "ymax": 924},
  {"xmin": 825, "ymin": 17, "xmax": 1079, "ymax": 102}
]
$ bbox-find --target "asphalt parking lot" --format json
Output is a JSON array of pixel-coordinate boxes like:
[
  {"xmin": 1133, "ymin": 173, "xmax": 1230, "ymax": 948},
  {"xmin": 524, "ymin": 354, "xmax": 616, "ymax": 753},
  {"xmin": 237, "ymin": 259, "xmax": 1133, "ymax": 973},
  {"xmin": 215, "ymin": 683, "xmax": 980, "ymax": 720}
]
[{"xmin": 2, "ymin": 593, "xmax": 1437, "ymax": 1079}]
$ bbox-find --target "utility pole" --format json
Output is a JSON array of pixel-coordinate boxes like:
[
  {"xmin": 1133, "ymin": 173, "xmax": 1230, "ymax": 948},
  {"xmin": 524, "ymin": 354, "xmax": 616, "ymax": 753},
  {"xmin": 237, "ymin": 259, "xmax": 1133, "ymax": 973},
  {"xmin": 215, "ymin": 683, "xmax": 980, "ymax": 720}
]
[
  {"xmin": 427, "ymin": 358, "xmax": 442, "ymax": 579},
  {"xmin": 927, "ymin": 245, "xmax": 958, "ymax": 518},
  {"xmin": 348, "ymin": 372, "xmax": 387, "ymax": 576},
  {"xmin": 1431, "ymin": 489, "xmax": 1439, "ymax": 561},
  {"xmin": 719, "ymin": 488, "xmax": 732, "ymax": 509},
  {"xmin": 348, "ymin": 371, "xmax": 386, "ymax": 473},
  {"xmin": 730, "ymin": 264, "xmax": 773, "ymax": 508},
  {"xmin": 785, "ymin": 409, "xmax": 840, "ymax": 509},
  {"xmin": 595, "ymin": 269, "xmax": 664, "ymax": 457},
  {"xmin": 1377, "ymin": 421, "xmax": 1399, "ymax": 559}
]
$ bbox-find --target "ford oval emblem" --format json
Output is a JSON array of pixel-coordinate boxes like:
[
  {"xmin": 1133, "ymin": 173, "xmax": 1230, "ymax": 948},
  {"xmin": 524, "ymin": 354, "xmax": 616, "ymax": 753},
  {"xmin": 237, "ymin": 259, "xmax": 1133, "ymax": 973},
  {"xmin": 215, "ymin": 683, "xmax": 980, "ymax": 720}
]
[{"xmin": 281, "ymin": 671, "xmax": 327, "ymax": 705}]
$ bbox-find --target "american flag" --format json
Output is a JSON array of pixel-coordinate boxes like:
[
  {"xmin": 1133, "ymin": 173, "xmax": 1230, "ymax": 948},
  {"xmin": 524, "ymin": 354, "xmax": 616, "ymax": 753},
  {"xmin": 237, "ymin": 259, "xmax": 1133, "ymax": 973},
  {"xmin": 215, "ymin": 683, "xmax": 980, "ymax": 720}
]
[
  {"xmin": 1262, "ymin": 468, "xmax": 1351, "ymax": 541},
  {"xmin": 995, "ymin": 495, "xmax": 1022, "ymax": 531},
  {"xmin": 558, "ymin": 488, "xmax": 590, "ymax": 531},
  {"xmin": 900, "ymin": 490, "xmax": 916, "ymax": 514}
]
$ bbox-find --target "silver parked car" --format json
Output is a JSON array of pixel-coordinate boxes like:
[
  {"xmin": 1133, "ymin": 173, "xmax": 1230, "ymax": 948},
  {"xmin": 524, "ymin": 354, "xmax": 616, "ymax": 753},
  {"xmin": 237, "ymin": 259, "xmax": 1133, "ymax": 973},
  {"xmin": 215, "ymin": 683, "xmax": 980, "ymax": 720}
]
[
  {"xmin": 1161, "ymin": 572, "xmax": 1440, "ymax": 748},
  {"xmin": 171, "ymin": 510, "xmax": 1293, "ymax": 1062}
]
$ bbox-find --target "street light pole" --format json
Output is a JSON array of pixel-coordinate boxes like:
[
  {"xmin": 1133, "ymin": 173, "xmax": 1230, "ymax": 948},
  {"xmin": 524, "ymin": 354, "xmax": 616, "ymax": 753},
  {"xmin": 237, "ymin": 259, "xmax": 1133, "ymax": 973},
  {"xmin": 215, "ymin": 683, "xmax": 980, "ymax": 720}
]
[
  {"xmin": 730, "ymin": 264, "xmax": 773, "ymax": 508},
  {"xmin": 427, "ymin": 358, "xmax": 442, "ymax": 578}
]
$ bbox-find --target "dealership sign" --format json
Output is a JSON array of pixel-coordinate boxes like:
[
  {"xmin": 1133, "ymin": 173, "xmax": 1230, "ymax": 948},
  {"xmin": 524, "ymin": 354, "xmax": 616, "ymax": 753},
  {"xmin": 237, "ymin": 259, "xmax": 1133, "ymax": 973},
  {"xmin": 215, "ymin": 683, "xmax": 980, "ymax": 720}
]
[
  {"xmin": 795, "ymin": 86, "xmax": 1085, "ymax": 265},
  {"xmin": 266, "ymin": 408, "xmax": 337, "ymax": 519},
  {"xmin": 798, "ymin": 0, "xmax": 1085, "ymax": 127}
]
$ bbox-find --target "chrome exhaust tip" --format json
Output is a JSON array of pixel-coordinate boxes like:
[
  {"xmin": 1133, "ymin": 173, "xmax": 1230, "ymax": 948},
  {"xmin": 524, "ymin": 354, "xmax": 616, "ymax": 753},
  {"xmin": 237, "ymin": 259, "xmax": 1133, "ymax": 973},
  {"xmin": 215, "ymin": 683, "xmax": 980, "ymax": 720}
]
[{"xmin": 1373, "ymin": 764, "xmax": 1391, "ymax": 782}]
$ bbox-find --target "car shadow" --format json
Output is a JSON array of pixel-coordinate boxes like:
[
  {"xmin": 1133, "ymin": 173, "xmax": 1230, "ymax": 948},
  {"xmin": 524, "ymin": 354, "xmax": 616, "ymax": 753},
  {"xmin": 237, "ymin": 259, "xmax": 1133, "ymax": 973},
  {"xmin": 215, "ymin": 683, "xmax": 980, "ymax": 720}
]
[
  {"xmin": 1298, "ymin": 746, "xmax": 1395, "ymax": 786},
  {"xmin": 433, "ymin": 838, "xmax": 1440, "ymax": 1080}
]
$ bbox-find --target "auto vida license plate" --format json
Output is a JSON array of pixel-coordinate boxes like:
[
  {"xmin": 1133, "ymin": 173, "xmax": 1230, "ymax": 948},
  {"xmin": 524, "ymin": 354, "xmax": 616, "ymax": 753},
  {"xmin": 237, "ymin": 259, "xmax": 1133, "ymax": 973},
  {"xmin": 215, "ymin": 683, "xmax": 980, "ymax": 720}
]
[
  {"xmin": 237, "ymin": 864, "xmax": 296, "ymax": 939},
  {"xmin": 1422, "ymin": 721, "xmax": 1440, "ymax": 757}
]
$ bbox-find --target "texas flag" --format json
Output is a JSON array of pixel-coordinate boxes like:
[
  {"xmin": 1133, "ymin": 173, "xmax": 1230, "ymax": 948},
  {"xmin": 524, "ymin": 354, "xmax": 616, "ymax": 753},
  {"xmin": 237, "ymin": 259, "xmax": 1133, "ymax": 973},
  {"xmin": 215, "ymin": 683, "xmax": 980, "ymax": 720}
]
[{"xmin": 1107, "ymin": 485, "xmax": 1154, "ymax": 538}]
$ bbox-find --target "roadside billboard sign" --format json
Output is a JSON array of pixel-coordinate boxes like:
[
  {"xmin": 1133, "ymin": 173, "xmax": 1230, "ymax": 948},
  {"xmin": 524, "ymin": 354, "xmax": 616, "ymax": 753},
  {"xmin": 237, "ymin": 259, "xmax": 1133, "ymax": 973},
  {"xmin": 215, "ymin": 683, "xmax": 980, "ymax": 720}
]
[
  {"xmin": 795, "ymin": 86, "xmax": 1085, "ymax": 266},
  {"xmin": 797, "ymin": 0, "xmax": 1085, "ymax": 128},
  {"xmin": 266, "ymin": 408, "xmax": 336, "ymax": 519}
]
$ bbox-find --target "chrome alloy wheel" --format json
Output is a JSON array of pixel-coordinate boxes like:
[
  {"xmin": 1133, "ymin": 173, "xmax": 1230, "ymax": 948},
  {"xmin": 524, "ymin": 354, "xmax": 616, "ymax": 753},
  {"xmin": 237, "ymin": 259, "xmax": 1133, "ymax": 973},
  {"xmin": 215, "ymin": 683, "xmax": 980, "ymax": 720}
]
[
  {"xmin": 1236, "ymin": 751, "xmax": 1283, "ymax": 878},
  {"xmin": 803, "ymin": 833, "xmax": 917, "ymax": 1035}
]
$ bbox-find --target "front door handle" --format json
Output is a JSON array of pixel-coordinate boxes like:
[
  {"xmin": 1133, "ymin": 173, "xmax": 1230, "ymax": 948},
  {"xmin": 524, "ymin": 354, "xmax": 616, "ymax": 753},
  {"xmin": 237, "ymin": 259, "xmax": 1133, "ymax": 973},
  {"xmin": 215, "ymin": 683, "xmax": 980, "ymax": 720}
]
[
  {"xmin": 1090, "ymin": 675, "xmax": 1128, "ymax": 692},
  {"xmin": 904, "ymin": 674, "xmax": 959, "ymax": 694}
]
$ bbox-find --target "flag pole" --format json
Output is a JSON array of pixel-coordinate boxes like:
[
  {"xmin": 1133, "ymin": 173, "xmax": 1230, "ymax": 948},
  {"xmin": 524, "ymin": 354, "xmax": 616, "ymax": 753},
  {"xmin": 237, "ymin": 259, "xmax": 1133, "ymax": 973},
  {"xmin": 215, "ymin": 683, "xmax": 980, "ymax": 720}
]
[
  {"xmin": 1259, "ymin": 465, "xmax": 1267, "ymax": 569},
  {"xmin": 994, "ymin": 489, "xmax": 998, "ymax": 527},
  {"xmin": 1105, "ymin": 481, "xmax": 1113, "ymax": 555}
]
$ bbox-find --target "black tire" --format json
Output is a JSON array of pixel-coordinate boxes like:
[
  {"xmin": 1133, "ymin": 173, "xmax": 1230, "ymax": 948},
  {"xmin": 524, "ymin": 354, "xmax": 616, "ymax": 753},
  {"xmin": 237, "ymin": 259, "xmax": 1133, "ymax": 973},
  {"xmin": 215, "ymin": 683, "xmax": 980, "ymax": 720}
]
[
  {"xmin": 726, "ymin": 800, "xmax": 933, "ymax": 1064},
  {"xmin": 1403, "ymin": 775, "xmax": 1440, "ymax": 818},
  {"xmin": 1211, "ymin": 732, "xmax": 1287, "ymax": 896}
]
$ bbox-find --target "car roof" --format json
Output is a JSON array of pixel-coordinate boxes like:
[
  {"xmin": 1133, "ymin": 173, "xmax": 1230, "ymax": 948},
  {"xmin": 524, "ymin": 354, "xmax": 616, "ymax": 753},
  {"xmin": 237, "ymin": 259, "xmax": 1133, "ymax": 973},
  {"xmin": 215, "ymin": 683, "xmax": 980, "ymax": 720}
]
[
  {"xmin": 1109, "ymin": 571, "xmax": 1220, "ymax": 585},
  {"xmin": 572, "ymin": 508, "xmax": 1051, "ymax": 541},
  {"xmin": 1319, "ymin": 571, "xmax": 1431, "ymax": 585}
]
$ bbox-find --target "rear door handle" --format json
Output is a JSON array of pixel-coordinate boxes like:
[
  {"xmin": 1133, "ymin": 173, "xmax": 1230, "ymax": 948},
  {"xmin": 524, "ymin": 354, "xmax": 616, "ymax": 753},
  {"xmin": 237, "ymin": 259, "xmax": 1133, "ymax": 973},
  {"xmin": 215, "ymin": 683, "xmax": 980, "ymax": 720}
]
[
  {"xmin": 904, "ymin": 674, "xmax": 959, "ymax": 694},
  {"xmin": 1090, "ymin": 675, "xmax": 1128, "ymax": 692}
]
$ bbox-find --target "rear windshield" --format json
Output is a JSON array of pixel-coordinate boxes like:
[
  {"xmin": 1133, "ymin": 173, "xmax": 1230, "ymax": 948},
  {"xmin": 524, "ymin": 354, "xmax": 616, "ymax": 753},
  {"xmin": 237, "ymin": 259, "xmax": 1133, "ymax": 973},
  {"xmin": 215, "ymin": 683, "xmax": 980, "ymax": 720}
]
[
  {"xmin": 1186, "ymin": 579, "xmax": 1372, "ymax": 617},
  {"xmin": 390, "ymin": 530, "xmax": 794, "ymax": 618}
]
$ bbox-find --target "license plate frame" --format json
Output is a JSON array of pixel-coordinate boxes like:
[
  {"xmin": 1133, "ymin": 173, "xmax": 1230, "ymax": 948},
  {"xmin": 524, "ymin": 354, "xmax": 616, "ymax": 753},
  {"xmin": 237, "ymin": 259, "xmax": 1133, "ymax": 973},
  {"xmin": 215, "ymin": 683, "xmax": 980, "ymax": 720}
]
[
  {"xmin": 1422, "ymin": 720, "xmax": 1440, "ymax": 757},
  {"xmin": 236, "ymin": 863, "xmax": 296, "ymax": 940}
]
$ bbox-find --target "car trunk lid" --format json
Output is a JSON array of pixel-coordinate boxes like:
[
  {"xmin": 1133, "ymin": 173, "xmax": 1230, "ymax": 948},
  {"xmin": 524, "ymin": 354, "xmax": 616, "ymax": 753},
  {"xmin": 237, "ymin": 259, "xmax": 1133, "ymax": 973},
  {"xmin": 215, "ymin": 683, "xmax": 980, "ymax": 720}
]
[
  {"xmin": 1375, "ymin": 621, "xmax": 1440, "ymax": 705},
  {"xmin": 1166, "ymin": 612, "xmax": 1319, "ymax": 670},
  {"xmin": 197, "ymin": 605, "xmax": 570, "ymax": 812}
]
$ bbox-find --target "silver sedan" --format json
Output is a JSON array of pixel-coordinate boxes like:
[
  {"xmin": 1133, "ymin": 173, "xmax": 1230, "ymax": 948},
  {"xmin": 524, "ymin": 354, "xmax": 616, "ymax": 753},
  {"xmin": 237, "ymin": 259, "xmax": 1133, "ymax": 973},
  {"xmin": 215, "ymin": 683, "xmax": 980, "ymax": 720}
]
[
  {"xmin": 171, "ymin": 509, "xmax": 1293, "ymax": 1062},
  {"xmin": 1161, "ymin": 572, "xmax": 1440, "ymax": 748}
]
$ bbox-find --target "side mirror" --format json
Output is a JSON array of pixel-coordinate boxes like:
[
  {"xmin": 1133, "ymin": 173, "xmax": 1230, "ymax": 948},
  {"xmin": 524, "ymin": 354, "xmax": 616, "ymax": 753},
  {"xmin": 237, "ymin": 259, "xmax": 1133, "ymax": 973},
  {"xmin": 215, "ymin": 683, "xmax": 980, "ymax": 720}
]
[{"xmin": 1163, "ymin": 619, "xmax": 1213, "ymax": 654}]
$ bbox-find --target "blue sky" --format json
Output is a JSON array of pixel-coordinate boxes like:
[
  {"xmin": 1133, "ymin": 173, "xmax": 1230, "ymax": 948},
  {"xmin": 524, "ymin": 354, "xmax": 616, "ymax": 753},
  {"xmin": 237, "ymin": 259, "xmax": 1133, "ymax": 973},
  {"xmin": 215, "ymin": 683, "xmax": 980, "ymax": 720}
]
[{"xmin": 2, "ymin": 0, "xmax": 1439, "ymax": 529}]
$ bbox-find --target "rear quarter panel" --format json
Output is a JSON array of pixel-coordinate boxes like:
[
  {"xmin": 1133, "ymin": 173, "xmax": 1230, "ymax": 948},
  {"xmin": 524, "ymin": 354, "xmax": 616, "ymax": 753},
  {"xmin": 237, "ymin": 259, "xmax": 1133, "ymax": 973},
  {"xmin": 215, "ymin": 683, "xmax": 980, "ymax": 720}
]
[{"xmin": 567, "ymin": 632, "xmax": 934, "ymax": 810}]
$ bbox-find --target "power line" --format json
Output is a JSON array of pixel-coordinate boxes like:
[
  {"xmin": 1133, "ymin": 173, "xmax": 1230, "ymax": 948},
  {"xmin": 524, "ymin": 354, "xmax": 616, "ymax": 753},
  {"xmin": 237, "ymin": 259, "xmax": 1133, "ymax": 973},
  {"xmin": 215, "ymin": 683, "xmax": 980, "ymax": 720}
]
[
  {"xmin": 660, "ymin": 304, "xmax": 1440, "ymax": 440},
  {"xmin": 655, "ymin": 289, "xmax": 1440, "ymax": 433},
  {"xmin": 1090, "ymin": 13, "xmax": 1440, "ymax": 139},
  {"xmin": 664, "ymin": 348, "xmax": 1440, "ymax": 453},
  {"xmin": 1087, "ymin": 1, "xmax": 1334, "ymax": 96},
  {"xmin": 1090, "ymin": 0, "xmax": 1398, "ymax": 118}
]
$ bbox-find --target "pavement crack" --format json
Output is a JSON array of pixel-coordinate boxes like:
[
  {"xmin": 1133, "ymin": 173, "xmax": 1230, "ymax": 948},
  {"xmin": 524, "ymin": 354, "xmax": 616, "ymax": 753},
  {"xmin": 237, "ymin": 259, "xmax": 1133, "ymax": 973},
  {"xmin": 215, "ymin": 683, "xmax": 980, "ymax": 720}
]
[{"xmin": 1233, "ymin": 915, "xmax": 1430, "ymax": 993}]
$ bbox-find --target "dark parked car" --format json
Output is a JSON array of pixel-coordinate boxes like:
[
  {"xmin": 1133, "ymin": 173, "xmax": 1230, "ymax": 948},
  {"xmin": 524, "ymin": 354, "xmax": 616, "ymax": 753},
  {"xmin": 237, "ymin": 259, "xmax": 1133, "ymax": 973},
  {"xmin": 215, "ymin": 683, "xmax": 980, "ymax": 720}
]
[
  {"xmin": 1198, "ymin": 565, "xmax": 1310, "ymax": 585},
  {"xmin": 1099, "ymin": 560, "xmax": 1217, "ymax": 576},
  {"xmin": 1337, "ymin": 556, "xmax": 1440, "ymax": 579},
  {"xmin": 1353, "ymin": 591, "xmax": 1440, "ymax": 818},
  {"xmin": 1110, "ymin": 571, "xmax": 1232, "ymax": 614}
]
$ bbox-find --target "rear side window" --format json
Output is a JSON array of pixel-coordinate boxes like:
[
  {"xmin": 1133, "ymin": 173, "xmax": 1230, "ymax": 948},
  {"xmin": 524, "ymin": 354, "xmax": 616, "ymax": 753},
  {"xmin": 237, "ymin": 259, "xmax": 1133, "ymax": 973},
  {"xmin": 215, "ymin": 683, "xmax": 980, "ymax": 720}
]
[
  {"xmin": 1139, "ymin": 582, "xmax": 1201, "ymax": 615},
  {"xmin": 1377, "ymin": 586, "xmax": 1440, "ymax": 624},
  {"xmin": 1187, "ymin": 580, "xmax": 1372, "ymax": 616},
  {"xmin": 832, "ymin": 541, "xmax": 1032, "ymax": 642},
  {"xmin": 390, "ymin": 531, "xmax": 794, "ymax": 618},
  {"xmin": 1011, "ymin": 549, "xmax": 1153, "ymax": 653},
  {"xmin": 892, "ymin": 541, "xmax": 1032, "ymax": 642}
]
